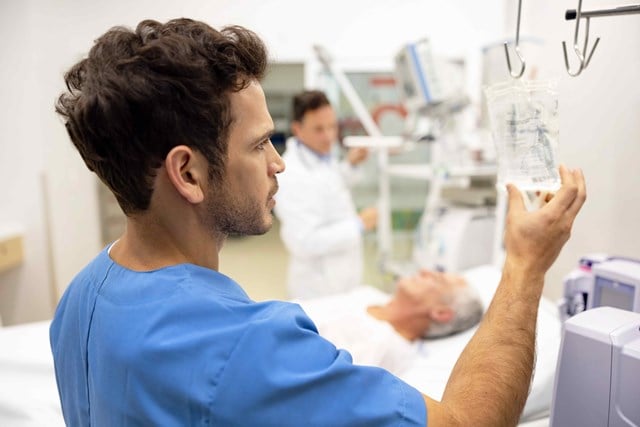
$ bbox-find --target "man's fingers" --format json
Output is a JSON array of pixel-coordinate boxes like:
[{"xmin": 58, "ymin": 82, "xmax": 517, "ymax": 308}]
[
  {"xmin": 534, "ymin": 191, "xmax": 554, "ymax": 207},
  {"xmin": 549, "ymin": 164, "xmax": 579, "ymax": 211},
  {"xmin": 558, "ymin": 164, "xmax": 577, "ymax": 191},
  {"xmin": 568, "ymin": 168, "xmax": 587, "ymax": 216},
  {"xmin": 506, "ymin": 183, "xmax": 526, "ymax": 214}
]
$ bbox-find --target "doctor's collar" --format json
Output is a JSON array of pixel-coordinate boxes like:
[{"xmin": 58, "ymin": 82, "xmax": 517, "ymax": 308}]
[{"xmin": 296, "ymin": 139, "xmax": 332, "ymax": 163}]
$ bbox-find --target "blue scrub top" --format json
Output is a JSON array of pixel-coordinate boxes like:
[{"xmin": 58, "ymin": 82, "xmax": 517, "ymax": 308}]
[{"xmin": 50, "ymin": 247, "xmax": 427, "ymax": 426}]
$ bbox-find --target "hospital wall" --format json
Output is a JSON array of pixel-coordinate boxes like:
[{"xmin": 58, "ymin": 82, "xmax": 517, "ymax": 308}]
[
  {"xmin": 504, "ymin": 0, "xmax": 640, "ymax": 299},
  {"xmin": 2, "ymin": 0, "xmax": 636, "ymax": 325}
]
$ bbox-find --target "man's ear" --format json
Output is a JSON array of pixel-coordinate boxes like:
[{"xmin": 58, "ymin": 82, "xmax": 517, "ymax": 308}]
[
  {"xmin": 164, "ymin": 145, "xmax": 207, "ymax": 205},
  {"xmin": 291, "ymin": 120, "xmax": 301, "ymax": 137},
  {"xmin": 430, "ymin": 306, "xmax": 454, "ymax": 323}
]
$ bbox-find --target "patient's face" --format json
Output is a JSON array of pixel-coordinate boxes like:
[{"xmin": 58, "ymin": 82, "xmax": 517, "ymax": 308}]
[
  {"xmin": 370, "ymin": 269, "xmax": 469, "ymax": 341},
  {"xmin": 395, "ymin": 270, "xmax": 467, "ymax": 308}
]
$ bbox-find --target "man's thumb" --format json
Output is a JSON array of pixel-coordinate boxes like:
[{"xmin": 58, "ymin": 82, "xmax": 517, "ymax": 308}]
[{"xmin": 506, "ymin": 183, "xmax": 525, "ymax": 213}]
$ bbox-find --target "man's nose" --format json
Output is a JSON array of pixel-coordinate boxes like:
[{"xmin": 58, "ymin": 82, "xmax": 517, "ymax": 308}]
[
  {"xmin": 419, "ymin": 269, "xmax": 435, "ymax": 278},
  {"xmin": 322, "ymin": 126, "xmax": 336, "ymax": 140},
  {"xmin": 269, "ymin": 145, "xmax": 285, "ymax": 175}
]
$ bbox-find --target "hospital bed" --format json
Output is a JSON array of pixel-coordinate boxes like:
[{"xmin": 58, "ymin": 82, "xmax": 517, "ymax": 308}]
[
  {"xmin": 0, "ymin": 265, "xmax": 555, "ymax": 426},
  {"xmin": 0, "ymin": 319, "xmax": 63, "ymax": 426}
]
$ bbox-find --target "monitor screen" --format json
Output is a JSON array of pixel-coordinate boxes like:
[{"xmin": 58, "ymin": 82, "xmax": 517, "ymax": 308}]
[{"xmin": 594, "ymin": 276, "xmax": 635, "ymax": 311}]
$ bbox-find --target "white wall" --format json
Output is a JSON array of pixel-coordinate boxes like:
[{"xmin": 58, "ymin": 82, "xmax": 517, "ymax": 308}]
[
  {"xmin": 504, "ymin": 0, "xmax": 640, "ymax": 300},
  {"xmin": 0, "ymin": 1, "xmax": 56, "ymax": 325}
]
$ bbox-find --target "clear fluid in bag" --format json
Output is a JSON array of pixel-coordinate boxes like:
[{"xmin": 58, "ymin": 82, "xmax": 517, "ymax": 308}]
[{"xmin": 485, "ymin": 80, "xmax": 560, "ymax": 191}]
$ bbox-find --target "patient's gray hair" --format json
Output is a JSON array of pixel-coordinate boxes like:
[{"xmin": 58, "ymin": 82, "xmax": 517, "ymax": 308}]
[{"xmin": 425, "ymin": 286, "xmax": 484, "ymax": 338}]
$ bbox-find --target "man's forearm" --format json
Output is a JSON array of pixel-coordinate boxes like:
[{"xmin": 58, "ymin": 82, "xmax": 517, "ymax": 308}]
[{"xmin": 439, "ymin": 259, "xmax": 544, "ymax": 426}]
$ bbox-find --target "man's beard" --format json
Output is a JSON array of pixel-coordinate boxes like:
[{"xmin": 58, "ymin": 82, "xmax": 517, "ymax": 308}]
[{"xmin": 204, "ymin": 183, "xmax": 272, "ymax": 237}]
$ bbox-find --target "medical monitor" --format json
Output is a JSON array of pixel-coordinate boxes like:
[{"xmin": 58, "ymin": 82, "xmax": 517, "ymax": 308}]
[
  {"xmin": 394, "ymin": 39, "xmax": 438, "ymax": 111},
  {"xmin": 394, "ymin": 39, "xmax": 464, "ymax": 113},
  {"xmin": 591, "ymin": 259, "xmax": 640, "ymax": 312}
]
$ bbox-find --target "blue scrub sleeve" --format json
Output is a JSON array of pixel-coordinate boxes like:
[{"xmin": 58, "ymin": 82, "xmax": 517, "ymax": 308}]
[{"xmin": 209, "ymin": 303, "xmax": 427, "ymax": 426}]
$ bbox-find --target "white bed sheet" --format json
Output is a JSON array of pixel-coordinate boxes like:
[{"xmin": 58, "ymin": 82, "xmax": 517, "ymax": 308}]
[{"xmin": 0, "ymin": 320, "xmax": 64, "ymax": 427}]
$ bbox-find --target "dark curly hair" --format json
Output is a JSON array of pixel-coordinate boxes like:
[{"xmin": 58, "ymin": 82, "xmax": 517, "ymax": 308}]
[{"xmin": 56, "ymin": 18, "xmax": 268, "ymax": 214}]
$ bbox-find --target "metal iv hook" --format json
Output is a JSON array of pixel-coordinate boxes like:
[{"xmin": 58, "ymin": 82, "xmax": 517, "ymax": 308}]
[
  {"xmin": 504, "ymin": 0, "xmax": 526, "ymax": 79},
  {"xmin": 562, "ymin": 0, "xmax": 601, "ymax": 77}
]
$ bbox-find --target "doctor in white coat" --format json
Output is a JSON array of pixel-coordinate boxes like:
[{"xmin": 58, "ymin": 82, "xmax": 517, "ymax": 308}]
[{"xmin": 274, "ymin": 90, "xmax": 377, "ymax": 299}]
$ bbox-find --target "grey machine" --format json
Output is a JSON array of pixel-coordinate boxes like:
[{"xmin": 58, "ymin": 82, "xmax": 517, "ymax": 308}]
[{"xmin": 551, "ymin": 258, "xmax": 640, "ymax": 426}]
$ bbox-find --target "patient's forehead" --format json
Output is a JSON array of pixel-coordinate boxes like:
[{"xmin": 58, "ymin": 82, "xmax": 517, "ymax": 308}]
[
  {"xmin": 440, "ymin": 272, "xmax": 467, "ymax": 288},
  {"xmin": 413, "ymin": 270, "xmax": 467, "ymax": 289},
  {"xmin": 394, "ymin": 272, "xmax": 462, "ymax": 304}
]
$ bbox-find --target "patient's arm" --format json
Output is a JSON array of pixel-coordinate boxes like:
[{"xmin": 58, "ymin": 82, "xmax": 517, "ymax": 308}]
[{"xmin": 424, "ymin": 166, "xmax": 586, "ymax": 426}]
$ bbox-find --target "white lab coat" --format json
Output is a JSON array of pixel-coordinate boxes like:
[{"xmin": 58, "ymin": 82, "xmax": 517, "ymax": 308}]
[{"xmin": 274, "ymin": 138, "xmax": 363, "ymax": 299}]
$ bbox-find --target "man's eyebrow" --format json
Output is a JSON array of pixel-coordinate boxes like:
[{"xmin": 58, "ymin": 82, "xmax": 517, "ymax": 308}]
[{"xmin": 250, "ymin": 129, "xmax": 275, "ymax": 145}]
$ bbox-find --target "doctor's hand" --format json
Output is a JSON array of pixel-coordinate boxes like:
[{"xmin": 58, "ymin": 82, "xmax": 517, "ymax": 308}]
[
  {"xmin": 503, "ymin": 165, "xmax": 586, "ymax": 280},
  {"xmin": 358, "ymin": 207, "xmax": 378, "ymax": 231},
  {"xmin": 347, "ymin": 147, "xmax": 369, "ymax": 166}
]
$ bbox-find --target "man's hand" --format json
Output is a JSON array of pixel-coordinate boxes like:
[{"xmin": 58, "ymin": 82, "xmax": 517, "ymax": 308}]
[
  {"xmin": 504, "ymin": 165, "xmax": 587, "ymax": 279},
  {"xmin": 347, "ymin": 147, "xmax": 369, "ymax": 166},
  {"xmin": 358, "ymin": 207, "xmax": 378, "ymax": 231}
]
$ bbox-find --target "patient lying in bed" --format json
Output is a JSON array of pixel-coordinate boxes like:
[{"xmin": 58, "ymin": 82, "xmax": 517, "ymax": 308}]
[
  {"xmin": 298, "ymin": 265, "xmax": 562, "ymax": 423},
  {"xmin": 298, "ymin": 269, "xmax": 484, "ymax": 375}
]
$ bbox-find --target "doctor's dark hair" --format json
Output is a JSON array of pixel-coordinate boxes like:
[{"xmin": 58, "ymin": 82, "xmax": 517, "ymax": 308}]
[
  {"xmin": 292, "ymin": 90, "xmax": 331, "ymax": 122},
  {"xmin": 56, "ymin": 18, "xmax": 268, "ymax": 215}
]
